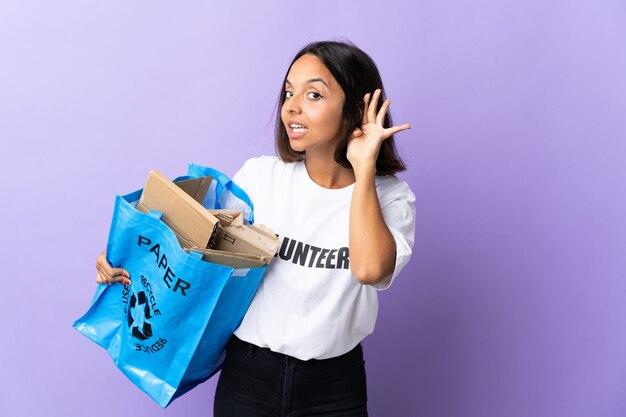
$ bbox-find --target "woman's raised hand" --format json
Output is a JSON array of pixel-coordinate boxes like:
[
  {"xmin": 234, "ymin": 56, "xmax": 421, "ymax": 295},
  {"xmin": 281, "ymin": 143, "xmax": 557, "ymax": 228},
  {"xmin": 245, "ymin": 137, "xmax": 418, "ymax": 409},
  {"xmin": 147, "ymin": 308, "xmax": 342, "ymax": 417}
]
[
  {"xmin": 346, "ymin": 89, "xmax": 410, "ymax": 171},
  {"xmin": 95, "ymin": 250, "xmax": 131, "ymax": 286}
]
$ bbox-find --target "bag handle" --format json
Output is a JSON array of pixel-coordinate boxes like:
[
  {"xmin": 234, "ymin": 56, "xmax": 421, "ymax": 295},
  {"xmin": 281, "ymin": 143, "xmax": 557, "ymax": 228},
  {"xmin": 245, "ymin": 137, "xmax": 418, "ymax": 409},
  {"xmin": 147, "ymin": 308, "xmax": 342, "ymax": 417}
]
[{"xmin": 186, "ymin": 164, "xmax": 255, "ymax": 224}]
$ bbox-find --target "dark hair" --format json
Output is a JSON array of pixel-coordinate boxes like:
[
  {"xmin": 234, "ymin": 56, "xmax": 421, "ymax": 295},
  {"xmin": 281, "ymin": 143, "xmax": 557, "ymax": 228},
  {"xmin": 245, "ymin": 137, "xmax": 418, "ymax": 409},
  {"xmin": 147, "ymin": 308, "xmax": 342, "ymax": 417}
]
[{"xmin": 274, "ymin": 40, "xmax": 406, "ymax": 176}]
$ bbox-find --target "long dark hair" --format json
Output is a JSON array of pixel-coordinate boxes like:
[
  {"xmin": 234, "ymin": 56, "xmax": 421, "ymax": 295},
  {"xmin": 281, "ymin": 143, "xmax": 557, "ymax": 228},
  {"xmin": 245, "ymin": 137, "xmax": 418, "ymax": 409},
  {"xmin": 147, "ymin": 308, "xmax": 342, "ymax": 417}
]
[{"xmin": 275, "ymin": 40, "xmax": 406, "ymax": 176}]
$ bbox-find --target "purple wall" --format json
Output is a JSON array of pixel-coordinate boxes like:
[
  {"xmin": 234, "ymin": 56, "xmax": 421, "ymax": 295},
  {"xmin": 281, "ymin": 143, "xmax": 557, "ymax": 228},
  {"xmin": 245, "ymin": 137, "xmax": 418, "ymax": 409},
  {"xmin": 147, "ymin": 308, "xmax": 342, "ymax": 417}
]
[{"xmin": 1, "ymin": 1, "xmax": 624, "ymax": 416}]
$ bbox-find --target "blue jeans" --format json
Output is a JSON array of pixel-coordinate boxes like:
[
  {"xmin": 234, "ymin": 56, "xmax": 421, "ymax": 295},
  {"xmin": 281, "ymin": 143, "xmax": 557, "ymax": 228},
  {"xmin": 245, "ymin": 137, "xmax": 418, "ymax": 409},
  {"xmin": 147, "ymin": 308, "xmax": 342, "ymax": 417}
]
[{"xmin": 214, "ymin": 336, "xmax": 369, "ymax": 417}]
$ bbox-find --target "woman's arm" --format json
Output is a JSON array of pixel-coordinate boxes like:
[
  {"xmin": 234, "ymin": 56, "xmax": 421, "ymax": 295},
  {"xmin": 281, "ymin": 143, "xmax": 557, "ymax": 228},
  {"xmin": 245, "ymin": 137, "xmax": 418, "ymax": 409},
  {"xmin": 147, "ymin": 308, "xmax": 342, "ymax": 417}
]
[
  {"xmin": 347, "ymin": 89, "xmax": 410, "ymax": 285},
  {"xmin": 349, "ymin": 165, "xmax": 396, "ymax": 285}
]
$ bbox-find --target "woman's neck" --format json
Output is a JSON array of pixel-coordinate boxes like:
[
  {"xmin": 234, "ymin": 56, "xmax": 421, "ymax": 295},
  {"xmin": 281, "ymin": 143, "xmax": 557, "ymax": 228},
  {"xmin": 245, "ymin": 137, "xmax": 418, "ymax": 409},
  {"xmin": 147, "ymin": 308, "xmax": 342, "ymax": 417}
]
[{"xmin": 304, "ymin": 152, "xmax": 356, "ymax": 189}]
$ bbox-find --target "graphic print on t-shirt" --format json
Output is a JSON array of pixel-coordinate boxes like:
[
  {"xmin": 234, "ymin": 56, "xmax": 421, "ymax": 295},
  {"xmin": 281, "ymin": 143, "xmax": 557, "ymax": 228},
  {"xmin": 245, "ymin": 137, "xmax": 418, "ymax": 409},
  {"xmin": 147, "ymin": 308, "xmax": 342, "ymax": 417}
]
[{"xmin": 276, "ymin": 235, "xmax": 350, "ymax": 270}]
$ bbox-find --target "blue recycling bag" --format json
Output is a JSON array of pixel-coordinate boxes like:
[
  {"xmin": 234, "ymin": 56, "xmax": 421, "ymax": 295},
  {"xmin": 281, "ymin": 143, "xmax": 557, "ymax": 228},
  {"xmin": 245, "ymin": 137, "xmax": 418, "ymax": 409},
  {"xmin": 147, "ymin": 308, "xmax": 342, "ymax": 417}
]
[{"xmin": 73, "ymin": 164, "xmax": 266, "ymax": 408}]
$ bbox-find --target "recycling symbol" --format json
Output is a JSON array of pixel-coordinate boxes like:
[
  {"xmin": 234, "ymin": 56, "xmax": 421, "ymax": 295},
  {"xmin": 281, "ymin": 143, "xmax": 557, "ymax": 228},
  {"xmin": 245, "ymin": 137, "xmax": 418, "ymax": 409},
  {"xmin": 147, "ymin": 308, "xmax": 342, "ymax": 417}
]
[{"xmin": 127, "ymin": 291, "xmax": 153, "ymax": 341}]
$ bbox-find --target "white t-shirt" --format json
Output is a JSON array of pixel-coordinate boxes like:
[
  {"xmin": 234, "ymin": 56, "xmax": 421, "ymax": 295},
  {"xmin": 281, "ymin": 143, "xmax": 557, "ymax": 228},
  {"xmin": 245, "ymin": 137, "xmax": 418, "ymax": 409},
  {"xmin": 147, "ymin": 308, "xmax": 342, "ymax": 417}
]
[{"xmin": 232, "ymin": 156, "xmax": 416, "ymax": 360}]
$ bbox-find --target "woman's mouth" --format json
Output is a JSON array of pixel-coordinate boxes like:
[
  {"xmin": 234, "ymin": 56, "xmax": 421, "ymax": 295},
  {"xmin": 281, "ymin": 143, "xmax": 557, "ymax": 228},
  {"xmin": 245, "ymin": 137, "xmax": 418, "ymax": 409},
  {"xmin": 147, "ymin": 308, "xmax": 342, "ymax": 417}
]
[
  {"xmin": 290, "ymin": 123, "xmax": 307, "ymax": 133},
  {"xmin": 287, "ymin": 123, "xmax": 308, "ymax": 139}
]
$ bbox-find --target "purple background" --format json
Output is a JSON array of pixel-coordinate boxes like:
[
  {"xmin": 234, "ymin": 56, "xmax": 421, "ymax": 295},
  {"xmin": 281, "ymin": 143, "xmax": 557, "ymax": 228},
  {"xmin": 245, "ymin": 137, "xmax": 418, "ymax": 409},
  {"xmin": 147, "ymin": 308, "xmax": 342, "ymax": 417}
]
[{"xmin": 1, "ymin": 1, "xmax": 625, "ymax": 416}]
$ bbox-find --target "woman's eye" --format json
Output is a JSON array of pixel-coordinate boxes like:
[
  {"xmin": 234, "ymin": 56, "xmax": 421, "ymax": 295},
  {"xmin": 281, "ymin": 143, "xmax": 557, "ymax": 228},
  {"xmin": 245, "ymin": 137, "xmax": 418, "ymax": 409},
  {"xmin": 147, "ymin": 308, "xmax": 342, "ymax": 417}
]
[
  {"xmin": 284, "ymin": 91, "xmax": 293, "ymax": 99},
  {"xmin": 307, "ymin": 92, "xmax": 322, "ymax": 100}
]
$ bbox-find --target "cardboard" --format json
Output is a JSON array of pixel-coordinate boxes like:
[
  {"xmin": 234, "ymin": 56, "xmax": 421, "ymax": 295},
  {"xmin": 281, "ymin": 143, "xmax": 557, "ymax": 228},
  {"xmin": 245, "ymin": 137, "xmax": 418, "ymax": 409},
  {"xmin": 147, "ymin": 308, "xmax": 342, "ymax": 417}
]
[
  {"xmin": 175, "ymin": 176, "xmax": 212, "ymax": 205},
  {"xmin": 187, "ymin": 248, "xmax": 269, "ymax": 269},
  {"xmin": 208, "ymin": 210, "xmax": 244, "ymax": 227},
  {"xmin": 214, "ymin": 223, "xmax": 278, "ymax": 259},
  {"xmin": 135, "ymin": 168, "xmax": 279, "ymax": 269},
  {"xmin": 136, "ymin": 169, "xmax": 219, "ymax": 249}
]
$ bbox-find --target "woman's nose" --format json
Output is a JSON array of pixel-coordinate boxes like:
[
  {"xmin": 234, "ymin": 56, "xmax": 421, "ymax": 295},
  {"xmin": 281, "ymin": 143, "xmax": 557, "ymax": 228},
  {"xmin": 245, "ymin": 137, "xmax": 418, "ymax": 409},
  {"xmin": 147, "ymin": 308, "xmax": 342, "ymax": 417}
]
[{"xmin": 284, "ymin": 95, "xmax": 302, "ymax": 114}]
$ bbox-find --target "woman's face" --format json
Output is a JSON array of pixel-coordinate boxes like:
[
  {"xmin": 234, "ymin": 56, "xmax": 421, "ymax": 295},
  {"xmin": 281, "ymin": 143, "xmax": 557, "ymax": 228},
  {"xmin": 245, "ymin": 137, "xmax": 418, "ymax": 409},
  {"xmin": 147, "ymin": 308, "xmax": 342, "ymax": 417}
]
[{"xmin": 281, "ymin": 54, "xmax": 346, "ymax": 155}]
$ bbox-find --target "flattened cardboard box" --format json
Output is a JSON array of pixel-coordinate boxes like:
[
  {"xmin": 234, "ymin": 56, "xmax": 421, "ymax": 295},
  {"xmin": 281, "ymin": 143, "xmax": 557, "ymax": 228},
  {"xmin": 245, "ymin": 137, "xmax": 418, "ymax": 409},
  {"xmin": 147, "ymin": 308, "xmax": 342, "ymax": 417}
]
[
  {"xmin": 186, "ymin": 248, "xmax": 268, "ymax": 269},
  {"xmin": 213, "ymin": 223, "xmax": 277, "ymax": 259},
  {"xmin": 136, "ymin": 169, "xmax": 219, "ymax": 249}
]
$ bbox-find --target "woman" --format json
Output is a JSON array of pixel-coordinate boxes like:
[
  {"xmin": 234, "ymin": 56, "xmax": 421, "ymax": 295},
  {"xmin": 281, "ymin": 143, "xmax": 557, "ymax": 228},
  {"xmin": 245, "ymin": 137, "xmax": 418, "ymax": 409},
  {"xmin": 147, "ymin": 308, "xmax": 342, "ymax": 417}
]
[{"xmin": 96, "ymin": 40, "xmax": 416, "ymax": 416}]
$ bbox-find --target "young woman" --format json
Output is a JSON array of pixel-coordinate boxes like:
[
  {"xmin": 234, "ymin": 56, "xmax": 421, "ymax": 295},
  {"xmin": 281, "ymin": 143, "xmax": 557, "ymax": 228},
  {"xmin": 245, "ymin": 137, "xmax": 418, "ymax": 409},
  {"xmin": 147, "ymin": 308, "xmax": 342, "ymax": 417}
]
[{"xmin": 95, "ymin": 40, "xmax": 416, "ymax": 416}]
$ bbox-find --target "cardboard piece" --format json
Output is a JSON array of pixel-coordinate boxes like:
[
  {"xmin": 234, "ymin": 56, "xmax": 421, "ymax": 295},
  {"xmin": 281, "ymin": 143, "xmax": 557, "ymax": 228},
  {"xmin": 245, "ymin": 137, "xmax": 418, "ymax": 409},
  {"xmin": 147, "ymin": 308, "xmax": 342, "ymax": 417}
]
[
  {"xmin": 214, "ymin": 223, "xmax": 278, "ymax": 259},
  {"xmin": 175, "ymin": 176, "xmax": 212, "ymax": 205},
  {"xmin": 187, "ymin": 248, "xmax": 269, "ymax": 269},
  {"xmin": 136, "ymin": 168, "xmax": 279, "ymax": 268},
  {"xmin": 208, "ymin": 210, "xmax": 244, "ymax": 227},
  {"xmin": 136, "ymin": 169, "xmax": 219, "ymax": 249}
]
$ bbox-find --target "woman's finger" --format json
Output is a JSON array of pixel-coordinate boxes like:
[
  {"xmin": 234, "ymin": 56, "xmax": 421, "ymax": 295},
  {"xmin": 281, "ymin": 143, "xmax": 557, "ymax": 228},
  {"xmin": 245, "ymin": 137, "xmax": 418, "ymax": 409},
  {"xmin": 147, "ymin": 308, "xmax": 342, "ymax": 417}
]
[
  {"xmin": 367, "ymin": 89, "xmax": 382, "ymax": 123},
  {"xmin": 95, "ymin": 264, "xmax": 111, "ymax": 282},
  {"xmin": 96, "ymin": 251, "xmax": 131, "ymax": 285},
  {"xmin": 96, "ymin": 270, "xmax": 131, "ymax": 286},
  {"xmin": 361, "ymin": 93, "xmax": 370, "ymax": 126},
  {"xmin": 108, "ymin": 269, "xmax": 131, "ymax": 285},
  {"xmin": 99, "ymin": 264, "xmax": 128, "ymax": 279},
  {"xmin": 95, "ymin": 252, "xmax": 113, "ymax": 275},
  {"xmin": 96, "ymin": 272, "xmax": 105, "ymax": 284},
  {"xmin": 377, "ymin": 98, "xmax": 391, "ymax": 125},
  {"xmin": 111, "ymin": 267, "xmax": 130, "ymax": 279},
  {"xmin": 96, "ymin": 271, "xmax": 111, "ymax": 285},
  {"xmin": 383, "ymin": 123, "xmax": 411, "ymax": 139},
  {"xmin": 96, "ymin": 253, "xmax": 129, "ymax": 279},
  {"xmin": 96, "ymin": 263, "xmax": 128, "ymax": 281}
]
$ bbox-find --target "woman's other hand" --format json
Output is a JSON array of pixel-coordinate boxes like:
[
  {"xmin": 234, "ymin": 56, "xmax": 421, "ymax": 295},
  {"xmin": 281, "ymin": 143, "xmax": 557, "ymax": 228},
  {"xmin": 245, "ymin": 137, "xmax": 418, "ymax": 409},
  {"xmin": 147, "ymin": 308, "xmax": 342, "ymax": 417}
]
[
  {"xmin": 346, "ymin": 89, "xmax": 410, "ymax": 172},
  {"xmin": 95, "ymin": 250, "xmax": 131, "ymax": 286}
]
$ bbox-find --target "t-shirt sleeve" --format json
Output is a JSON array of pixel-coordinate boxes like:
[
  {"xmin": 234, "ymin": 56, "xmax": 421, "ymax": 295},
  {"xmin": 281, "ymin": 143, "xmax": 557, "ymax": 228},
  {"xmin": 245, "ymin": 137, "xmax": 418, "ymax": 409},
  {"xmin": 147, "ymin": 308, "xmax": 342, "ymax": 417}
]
[
  {"xmin": 371, "ymin": 179, "xmax": 416, "ymax": 291},
  {"xmin": 232, "ymin": 157, "xmax": 258, "ymax": 202}
]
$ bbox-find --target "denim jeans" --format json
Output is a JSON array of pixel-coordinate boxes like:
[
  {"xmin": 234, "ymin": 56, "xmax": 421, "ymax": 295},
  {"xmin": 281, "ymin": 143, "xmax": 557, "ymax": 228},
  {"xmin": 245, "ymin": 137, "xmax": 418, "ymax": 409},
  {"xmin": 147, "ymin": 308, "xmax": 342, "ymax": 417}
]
[{"xmin": 214, "ymin": 336, "xmax": 369, "ymax": 417}]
